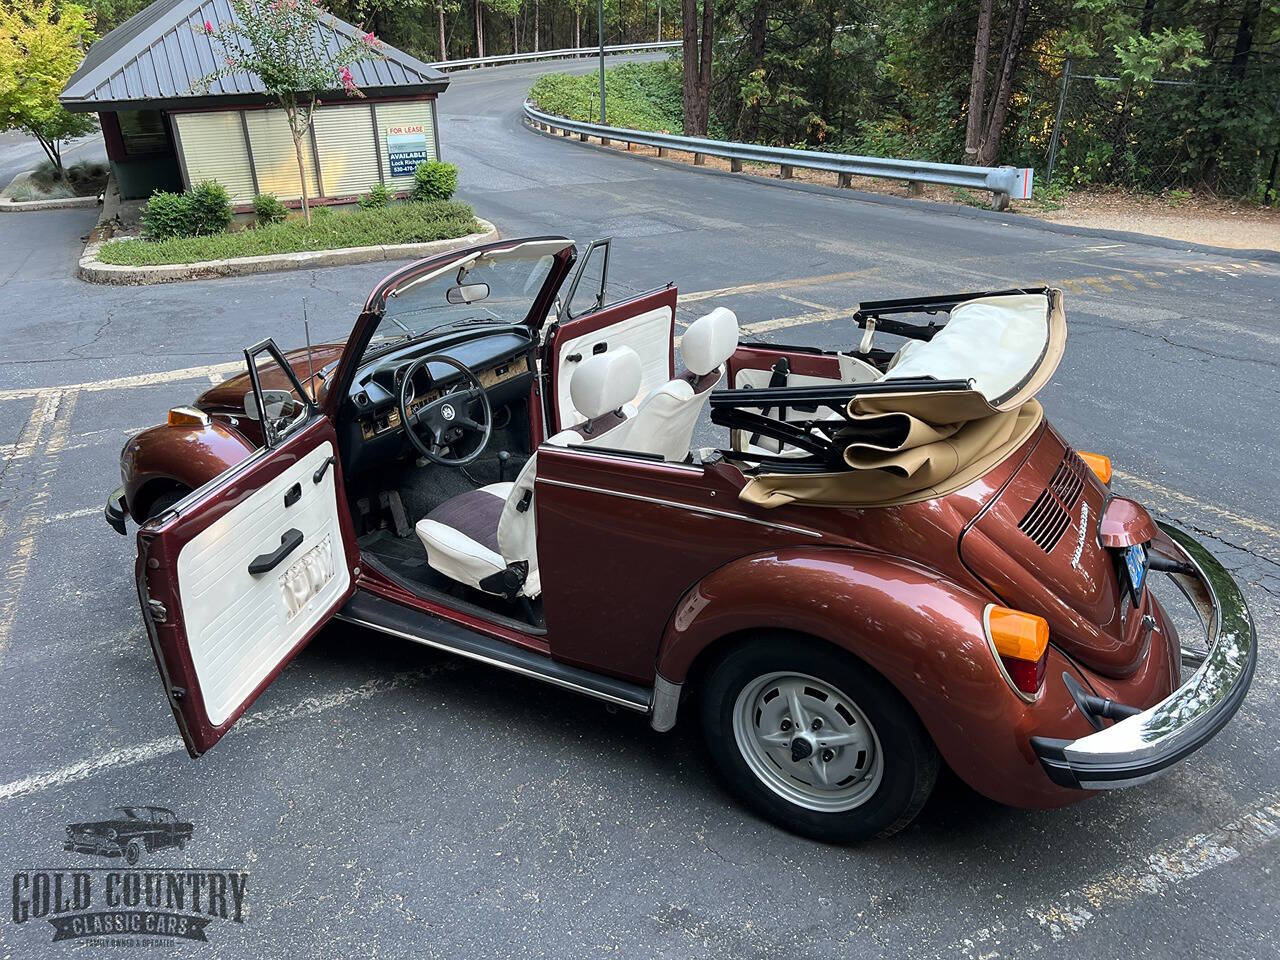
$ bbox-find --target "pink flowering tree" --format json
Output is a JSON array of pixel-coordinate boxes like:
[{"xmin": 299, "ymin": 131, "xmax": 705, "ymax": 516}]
[{"xmin": 195, "ymin": 0, "xmax": 381, "ymax": 223}]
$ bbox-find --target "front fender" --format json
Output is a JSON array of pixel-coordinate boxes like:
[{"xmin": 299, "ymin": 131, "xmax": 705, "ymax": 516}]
[
  {"xmin": 122, "ymin": 420, "xmax": 256, "ymax": 518},
  {"xmin": 657, "ymin": 548, "xmax": 1099, "ymax": 808}
]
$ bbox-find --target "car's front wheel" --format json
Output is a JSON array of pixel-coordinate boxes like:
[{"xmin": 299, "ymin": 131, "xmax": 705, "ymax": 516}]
[
  {"xmin": 124, "ymin": 839, "xmax": 143, "ymax": 866},
  {"xmin": 699, "ymin": 635, "xmax": 939, "ymax": 843}
]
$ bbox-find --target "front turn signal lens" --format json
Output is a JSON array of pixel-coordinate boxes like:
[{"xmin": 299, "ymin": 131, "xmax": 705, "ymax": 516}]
[
  {"xmin": 167, "ymin": 405, "xmax": 210, "ymax": 428},
  {"xmin": 985, "ymin": 605, "xmax": 1050, "ymax": 697},
  {"xmin": 1078, "ymin": 450, "xmax": 1112, "ymax": 484}
]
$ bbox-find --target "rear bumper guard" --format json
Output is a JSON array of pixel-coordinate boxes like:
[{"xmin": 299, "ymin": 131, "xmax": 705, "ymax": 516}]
[
  {"xmin": 1032, "ymin": 521, "xmax": 1256, "ymax": 790},
  {"xmin": 105, "ymin": 486, "xmax": 128, "ymax": 536}
]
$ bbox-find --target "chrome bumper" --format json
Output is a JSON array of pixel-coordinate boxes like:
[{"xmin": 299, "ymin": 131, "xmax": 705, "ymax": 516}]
[{"xmin": 1032, "ymin": 521, "xmax": 1256, "ymax": 790}]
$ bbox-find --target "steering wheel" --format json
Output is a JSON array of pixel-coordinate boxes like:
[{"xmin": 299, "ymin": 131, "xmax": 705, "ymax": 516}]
[{"xmin": 397, "ymin": 355, "xmax": 493, "ymax": 466}]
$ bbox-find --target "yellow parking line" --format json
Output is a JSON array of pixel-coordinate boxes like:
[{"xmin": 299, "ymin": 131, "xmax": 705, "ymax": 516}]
[
  {"xmin": 0, "ymin": 390, "xmax": 79, "ymax": 663},
  {"xmin": 1113, "ymin": 469, "xmax": 1280, "ymax": 542},
  {"xmin": 1084, "ymin": 277, "xmax": 1114, "ymax": 294},
  {"xmin": 1108, "ymin": 274, "xmax": 1139, "ymax": 291},
  {"xmin": 0, "ymin": 361, "xmax": 244, "ymax": 402},
  {"xmin": 679, "ymin": 268, "xmax": 880, "ymax": 304}
]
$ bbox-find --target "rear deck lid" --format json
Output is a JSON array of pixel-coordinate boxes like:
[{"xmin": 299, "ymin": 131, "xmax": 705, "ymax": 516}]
[{"xmin": 959, "ymin": 426, "xmax": 1145, "ymax": 677}]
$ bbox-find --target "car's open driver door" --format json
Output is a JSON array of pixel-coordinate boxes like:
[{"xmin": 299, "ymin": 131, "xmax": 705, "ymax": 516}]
[{"xmin": 135, "ymin": 340, "xmax": 358, "ymax": 756}]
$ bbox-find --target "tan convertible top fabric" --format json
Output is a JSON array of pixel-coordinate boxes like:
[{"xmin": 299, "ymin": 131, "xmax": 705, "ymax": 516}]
[
  {"xmin": 736, "ymin": 289, "xmax": 1063, "ymax": 509},
  {"xmin": 740, "ymin": 400, "xmax": 1043, "ymax": 508}
]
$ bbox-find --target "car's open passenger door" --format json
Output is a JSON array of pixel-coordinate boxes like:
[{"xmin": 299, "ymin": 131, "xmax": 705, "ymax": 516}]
[
  {"xmin": 135, "ymin": 340, "xmax": 359, "ymax": 756},
  {"xmin": 545, "ymin": 239, "xmax": 676, "ymax": 432}
]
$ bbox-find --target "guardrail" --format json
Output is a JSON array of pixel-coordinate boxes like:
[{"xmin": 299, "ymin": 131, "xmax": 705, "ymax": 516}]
[
  {"xmin": 432, "ymin": 40, "xmax": 679, "ymax": 71},
  {"xmin": 523, "ymin": 101, "xmax": 1034, "ymax": 210}
]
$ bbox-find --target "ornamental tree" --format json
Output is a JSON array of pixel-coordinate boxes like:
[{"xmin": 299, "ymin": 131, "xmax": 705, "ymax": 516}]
[
  {"xmin": 197, "ymin": 0, "xmax": 382, "ymax": 223},
  {"xmin": 0, "ymin": 0, "xmax": 97, "ymax": 179}
]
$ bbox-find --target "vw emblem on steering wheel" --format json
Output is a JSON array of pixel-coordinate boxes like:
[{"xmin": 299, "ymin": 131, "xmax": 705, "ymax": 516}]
[{"xmin": 440, "ymin": 404, "xmax": 456, "ymax": 422}]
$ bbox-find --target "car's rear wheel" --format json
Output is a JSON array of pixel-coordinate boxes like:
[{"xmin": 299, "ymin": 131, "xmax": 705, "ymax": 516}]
[{"xmin": 699, "ymin": 635, "xmax": 939, "ymax": 843}]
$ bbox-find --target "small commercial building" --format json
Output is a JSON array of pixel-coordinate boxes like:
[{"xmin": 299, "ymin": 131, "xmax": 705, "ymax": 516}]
[{"xmin": 59, "ymin": 0, "xmax": 450, "ymax": 205}]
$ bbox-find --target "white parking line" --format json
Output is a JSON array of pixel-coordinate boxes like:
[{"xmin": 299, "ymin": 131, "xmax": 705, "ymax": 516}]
[
  {"xmin": 0, "ymin": 668, "xmax": 445, "ymax": 803},
  {"xmin": 952, "ymin": 791, "xmax": 1280, "ymax": 956}
]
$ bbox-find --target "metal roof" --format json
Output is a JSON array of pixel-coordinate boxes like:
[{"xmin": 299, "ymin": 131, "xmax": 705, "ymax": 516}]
[{"xmin": 61, "ymin": 0, "xmax": 448, "ymax": 112}]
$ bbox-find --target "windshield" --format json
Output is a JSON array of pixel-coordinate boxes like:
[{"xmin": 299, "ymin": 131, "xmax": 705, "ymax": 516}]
[
  {"xmin": 362, "ymin": 252, "xmax": 557, "ymax": 363},
  {"xmin": 102, "ymin": 807, "xmax": 141, "ymax": 820}
]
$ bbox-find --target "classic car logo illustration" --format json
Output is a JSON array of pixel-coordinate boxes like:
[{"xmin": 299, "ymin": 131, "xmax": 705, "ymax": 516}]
[
  {"xmin": 441, "ymin": 402, "xmax": 456, "ymax": 421},
  {"xmin": 10, "ymin": 806, "xmax": 248, "ymax": 947},
  {"xmin": 65, "ymin": 806, "xmax": 193, "ymax": 865}
]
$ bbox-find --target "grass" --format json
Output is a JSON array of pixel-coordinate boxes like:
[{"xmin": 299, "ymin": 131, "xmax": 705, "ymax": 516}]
[
  {"xmin": 96, "ymin": 200, "xmax": 479, "ymax": 266},
  {"xmin": 528, "ymin": 61, "xmax": 684, "ymax": 133},
  {"xmin": 3, "ymin": 159, "xmax": 108, "ymax": 202}
]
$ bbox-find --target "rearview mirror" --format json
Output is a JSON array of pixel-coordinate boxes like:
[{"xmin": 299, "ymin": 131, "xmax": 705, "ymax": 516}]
[{"xmin": 446, "ymin": 282, "xmax": 490, "ymax": 305}]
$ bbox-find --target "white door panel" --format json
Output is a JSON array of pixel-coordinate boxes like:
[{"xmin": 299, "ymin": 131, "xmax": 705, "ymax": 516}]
[
  {"xmin": 555, "ymin": 305, "xmax": 673, "ymax": 426},
  {"xmin": 175, "ymin": 441, "xmax": 349, "ymax": 726}
]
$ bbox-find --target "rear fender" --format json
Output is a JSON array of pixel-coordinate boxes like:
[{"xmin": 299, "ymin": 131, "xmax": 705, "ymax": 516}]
[
  {"xmin": 658, "ymin": 548, "xmax": 1099, "ymax": 808},
  {"xmin": 122, "ymin": 421, "xmax": 256, "ymax": 519}
]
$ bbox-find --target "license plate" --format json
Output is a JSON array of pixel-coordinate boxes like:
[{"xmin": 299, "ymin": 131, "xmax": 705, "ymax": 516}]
[{"xmin": 1123, "ymin": 542, "xmax": 1148, "ymax": 601}]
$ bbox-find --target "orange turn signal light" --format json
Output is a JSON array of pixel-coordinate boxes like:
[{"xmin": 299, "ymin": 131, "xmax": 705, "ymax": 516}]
[
  {"xmin": 1078, "ymin": 451, "xmax": 1112, "ymax": 484},
  {"xmin": 987, "ymin": 606, "xmax": 1049, "ymax": 663},
  {"xmin": 167, "ymin": 406, "xmax": 210, "ymax": 428}
]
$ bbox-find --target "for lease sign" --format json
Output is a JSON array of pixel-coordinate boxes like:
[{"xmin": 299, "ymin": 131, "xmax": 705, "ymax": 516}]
[{"xmin": 387, "ymin": 123, "xmax": 428, "ymax": 177}]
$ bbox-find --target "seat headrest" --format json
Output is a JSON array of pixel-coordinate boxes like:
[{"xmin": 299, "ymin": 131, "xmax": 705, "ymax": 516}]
[
  {"xmin": 569, "ymin": 346, "xmax": 642, "ymax": 420},
  {"xmin": 682, "ymin": 307, "xmax": 739, "ymax": 376}
]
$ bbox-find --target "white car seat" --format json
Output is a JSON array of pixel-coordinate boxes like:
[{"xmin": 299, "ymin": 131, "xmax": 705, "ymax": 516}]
[
  {"xmin": 415, "ymin": 347, "xmax": 642, "ymax": 600},
  {"xmin": 618, "ymin": 307, "xmax": 739, "ymax": 462}
]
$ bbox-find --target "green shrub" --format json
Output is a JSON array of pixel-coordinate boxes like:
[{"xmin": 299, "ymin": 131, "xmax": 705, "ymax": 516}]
[
  {"xmin": 98, "ymin": 200, "xmax": 479, "ymax": 266},
  {"xmin": 188, "ymin": 181, "xmax": 232, "ymax": 235},
  {"xmin": 140, "ymin": 190, "xmax": 195, "ymax": 239},
  {"xmin": 528, "ymin": 62, "xmax": 684, "ymax": 133},
  {"xmin": 359, "ymin": 183, "xmax": 392, "ymax": 209},
  {"xmin": 253, "ymin": 193, "xmax": 289, "ymax": 225},
  {"xmin": 411, "ymin": 160, "xmax": 458, "ymax": 202}
]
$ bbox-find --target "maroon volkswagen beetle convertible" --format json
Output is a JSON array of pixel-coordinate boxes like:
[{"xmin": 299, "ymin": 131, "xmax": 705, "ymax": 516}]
[{"xmin": 107, "ymin": 236, "xmax": 1255, "ymax": 842}]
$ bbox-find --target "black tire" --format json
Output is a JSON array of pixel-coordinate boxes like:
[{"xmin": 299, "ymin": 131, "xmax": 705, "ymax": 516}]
[
  {"xmin": 124, "ymin": 839, "xmax": 143, "ymax": 866},
  {"xmin": 698, "ymin": 634, "xmax": 939, "ymax": 843},
  {"xmin": 141, "ymin": 487, "xmax": 189, "ymax": 524}
]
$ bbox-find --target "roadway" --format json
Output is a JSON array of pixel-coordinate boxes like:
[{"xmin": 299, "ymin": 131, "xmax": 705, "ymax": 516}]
[{"xmin": 0, "ymin": 58, "xmax": 1276, "ymax": 959}]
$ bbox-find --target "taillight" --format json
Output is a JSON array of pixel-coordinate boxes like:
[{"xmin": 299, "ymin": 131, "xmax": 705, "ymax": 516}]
[
  {"xmin": 984, "ymin": 605, "xmax": 1049, "ymax": 699},
  {"xmin": 1078, "ymin": 451, "xmax": 1112, "ymax": 484}
]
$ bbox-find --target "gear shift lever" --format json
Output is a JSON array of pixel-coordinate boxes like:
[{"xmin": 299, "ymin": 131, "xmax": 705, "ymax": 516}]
[{"xmin": 497, "ymin": 450, "xmax": 511, "ymax": 483}]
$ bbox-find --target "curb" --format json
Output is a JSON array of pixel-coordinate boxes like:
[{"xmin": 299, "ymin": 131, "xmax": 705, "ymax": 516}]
[
  {"xmin": 0, "ymin": 193, "xmax": 100, "ymax": 213},
  {"xmin": 0, "ymin": 170, "xmax": 102, "ymax": 212},
  {"xmin": 77, "ymin": 218, "xmax": 500, "ymax": 285},
  {"xmin": 522, "ymin": 120, "xmax": 1280, "ymax": 265}
]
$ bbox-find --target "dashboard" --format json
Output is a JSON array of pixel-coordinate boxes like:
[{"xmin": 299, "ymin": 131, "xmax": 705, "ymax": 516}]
[{"xmin": 343, "ymin": 327, "xmax": 535, "ymax": 474}]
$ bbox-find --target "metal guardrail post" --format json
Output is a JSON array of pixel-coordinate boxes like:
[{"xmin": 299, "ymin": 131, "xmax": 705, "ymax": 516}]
[{"xmin": 521, "ymin": 102, "xmax": 1034, "ymax": 208}]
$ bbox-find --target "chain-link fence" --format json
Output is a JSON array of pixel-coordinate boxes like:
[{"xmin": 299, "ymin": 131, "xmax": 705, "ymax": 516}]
[{"xmin": 1029, "ymin": 56, "xmax": 1280, "ymax": 200}]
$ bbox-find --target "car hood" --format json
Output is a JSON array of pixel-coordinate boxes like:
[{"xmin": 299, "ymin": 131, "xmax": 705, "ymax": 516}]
[{"xmin": 196, "ymin": 342, "xmax": 346, "ymax": 414}]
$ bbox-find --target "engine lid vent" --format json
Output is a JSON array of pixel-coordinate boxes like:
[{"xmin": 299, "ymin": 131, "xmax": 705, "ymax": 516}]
[{"xmin": 1018, "ymin": 487, "xmax": 1072, "ymax": 552}]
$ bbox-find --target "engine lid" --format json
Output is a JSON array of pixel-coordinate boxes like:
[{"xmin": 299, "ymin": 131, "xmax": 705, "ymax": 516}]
[{"xmin": 959, "ymin": 427, "xmax": 1148, "ymax": 678}]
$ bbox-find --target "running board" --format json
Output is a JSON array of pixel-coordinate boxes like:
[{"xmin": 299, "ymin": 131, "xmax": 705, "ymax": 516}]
[{"xmin": 336, "ymin": 589, "xmax": 652, "ymax": 715}]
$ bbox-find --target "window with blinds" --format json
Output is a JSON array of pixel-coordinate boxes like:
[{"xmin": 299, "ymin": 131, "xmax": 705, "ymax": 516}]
[
  {"xmin": 312, "ymin": 104, "xmax": 382, "ymax": 198},
  {"xmin": 172, "ymin": 111, "xmax": 256, "ymax": 203},
  {"xmin": 373, "ymin": 101, "xmax": 438, "ymax": 192},
  {"xmin": 244, "ymin": 109, "xmax": 321, "ymax": 201}
]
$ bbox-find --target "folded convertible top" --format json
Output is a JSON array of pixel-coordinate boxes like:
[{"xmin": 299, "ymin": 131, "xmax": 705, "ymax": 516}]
[{"xmin": 713, "ymin": 288, "xmax": 1066, "ymax": 507}]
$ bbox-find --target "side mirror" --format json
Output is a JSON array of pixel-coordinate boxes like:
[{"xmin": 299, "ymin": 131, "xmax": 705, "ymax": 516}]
[
  {"xmin": 242, "ymin": 389, "xmax": 296, "ymax": 421},
  {"xmin": 446, "ymin": 282, "xmax": 490, "ymax": 305}
]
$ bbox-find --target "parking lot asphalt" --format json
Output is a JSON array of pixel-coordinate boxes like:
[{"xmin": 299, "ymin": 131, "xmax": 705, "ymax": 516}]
[{"xmin": 1, "ymin": 58, "xmax": 1278, "ymax": 960}]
